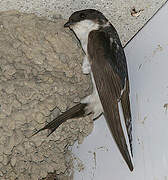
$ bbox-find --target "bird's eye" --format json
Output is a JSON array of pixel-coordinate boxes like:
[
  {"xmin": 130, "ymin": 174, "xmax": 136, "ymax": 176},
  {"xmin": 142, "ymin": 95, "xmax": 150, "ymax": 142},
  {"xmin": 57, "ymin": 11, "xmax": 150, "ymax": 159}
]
[{"xmin": 79, "ymin": 13, "xmax": 86, "ymax": 19}]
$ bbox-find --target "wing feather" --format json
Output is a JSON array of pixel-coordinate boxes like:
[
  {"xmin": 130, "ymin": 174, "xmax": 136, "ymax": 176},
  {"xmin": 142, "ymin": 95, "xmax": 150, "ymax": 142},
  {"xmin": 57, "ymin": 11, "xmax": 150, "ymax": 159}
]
[{"xmin": 88, "ymin": 29, "xmax": 133, "ymax": 171}]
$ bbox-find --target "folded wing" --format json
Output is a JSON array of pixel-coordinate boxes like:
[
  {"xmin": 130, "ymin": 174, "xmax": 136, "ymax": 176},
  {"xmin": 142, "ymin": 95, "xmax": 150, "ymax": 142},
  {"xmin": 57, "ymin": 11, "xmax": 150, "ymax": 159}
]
[{"xmin": 88, "ymin": 28, "xmax": 133, "ymax": 171}]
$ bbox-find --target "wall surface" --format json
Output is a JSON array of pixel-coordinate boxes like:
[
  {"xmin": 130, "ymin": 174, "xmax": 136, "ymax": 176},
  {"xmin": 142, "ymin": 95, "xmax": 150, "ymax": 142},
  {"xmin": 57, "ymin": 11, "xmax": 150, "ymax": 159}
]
[{"xmin": 0, "ymin": 0, "xmax": 167, "ymax": 44}]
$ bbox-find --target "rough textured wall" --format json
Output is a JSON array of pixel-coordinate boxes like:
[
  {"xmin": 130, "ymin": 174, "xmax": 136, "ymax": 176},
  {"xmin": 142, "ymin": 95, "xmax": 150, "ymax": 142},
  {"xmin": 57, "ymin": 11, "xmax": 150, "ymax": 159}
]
[
  {"xmin": 0, "ymin": 11, "xmax": 93, "ymax": 180},
  {"xmin": 0, "ymin": 0, "xmax": 166, "ymax": 45}
]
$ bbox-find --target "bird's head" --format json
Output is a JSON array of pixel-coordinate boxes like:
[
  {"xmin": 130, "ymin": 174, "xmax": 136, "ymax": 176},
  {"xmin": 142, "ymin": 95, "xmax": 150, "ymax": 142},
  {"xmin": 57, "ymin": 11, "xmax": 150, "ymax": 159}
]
[{"xmin": 64, "ymin": 9, "xmax": 109, "ymax": 40}]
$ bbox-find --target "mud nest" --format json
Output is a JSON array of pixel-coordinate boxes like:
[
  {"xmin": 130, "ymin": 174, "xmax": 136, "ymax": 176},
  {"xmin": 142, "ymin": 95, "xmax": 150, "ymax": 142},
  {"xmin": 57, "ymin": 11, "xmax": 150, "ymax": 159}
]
[{"xmin": 0, "ymin": 11, "xmax": 93, "ymax": 179}]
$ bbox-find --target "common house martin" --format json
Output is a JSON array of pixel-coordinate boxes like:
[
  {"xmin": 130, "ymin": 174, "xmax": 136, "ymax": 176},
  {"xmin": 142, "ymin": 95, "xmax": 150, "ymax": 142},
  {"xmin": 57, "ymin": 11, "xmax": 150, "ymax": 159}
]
[{"xmin": 33, "ymin": 9, "xmax": 133, "ymax": 171}]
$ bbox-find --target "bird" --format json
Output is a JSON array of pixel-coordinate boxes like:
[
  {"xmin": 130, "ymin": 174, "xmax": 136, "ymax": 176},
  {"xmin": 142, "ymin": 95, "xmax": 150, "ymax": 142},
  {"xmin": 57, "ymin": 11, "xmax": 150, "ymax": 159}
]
[{"xmin": 32, "ymin": 9, "xmax": 133, "ymax": 171}]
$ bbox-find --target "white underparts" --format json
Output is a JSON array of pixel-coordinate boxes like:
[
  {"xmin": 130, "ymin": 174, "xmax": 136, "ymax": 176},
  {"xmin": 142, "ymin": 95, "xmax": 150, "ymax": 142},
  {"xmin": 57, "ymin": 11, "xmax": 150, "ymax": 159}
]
[
  {"xmin": 81, "ymin": 73, "xmax": 103, "ymax": 119},
  {"xmin": 72, "ymin": 19, "xmax": 103, "ymax": 119},
  {"xmin": 72, "ymin": 20, "xmax": 99, "ymax": 53},
  {"xmin": 82, "ymin": 56, "xmax": 91, "ymax": 74}
]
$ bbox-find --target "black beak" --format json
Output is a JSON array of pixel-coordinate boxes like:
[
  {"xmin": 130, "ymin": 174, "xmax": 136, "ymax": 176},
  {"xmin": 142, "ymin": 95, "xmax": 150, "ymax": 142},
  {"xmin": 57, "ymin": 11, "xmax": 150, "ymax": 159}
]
[{"xmin": 64, "ymin": 21, "xmax": 71, "ymax": 28}]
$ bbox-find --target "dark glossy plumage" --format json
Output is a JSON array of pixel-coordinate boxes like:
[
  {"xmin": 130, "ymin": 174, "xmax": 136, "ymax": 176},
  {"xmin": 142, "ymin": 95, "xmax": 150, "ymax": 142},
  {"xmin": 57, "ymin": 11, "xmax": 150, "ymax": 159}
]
[{"xmin": 88, "ymin": 28, "xmax": 133, "ymax": 171}]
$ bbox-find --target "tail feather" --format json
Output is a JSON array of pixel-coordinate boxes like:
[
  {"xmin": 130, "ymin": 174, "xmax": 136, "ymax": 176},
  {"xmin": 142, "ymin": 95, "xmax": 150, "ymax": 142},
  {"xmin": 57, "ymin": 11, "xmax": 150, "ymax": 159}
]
[
  {"xmin": 104, "ymin": 101, "xmax": 134, "ymax": 171},
  {"xmin": 31, "ymin": 103, "xmax": 87, "ymax": 137},
  {"xmin": 121, "ymin": 80, "xmax": 133, "ymax": 156}
]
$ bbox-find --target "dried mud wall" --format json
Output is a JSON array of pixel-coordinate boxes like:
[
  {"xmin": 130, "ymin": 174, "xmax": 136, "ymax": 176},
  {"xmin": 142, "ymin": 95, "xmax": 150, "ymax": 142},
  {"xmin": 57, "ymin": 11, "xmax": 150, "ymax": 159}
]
[{"xmin": 0, "ymin": 11, "xmax": 93, "ymax": 180}]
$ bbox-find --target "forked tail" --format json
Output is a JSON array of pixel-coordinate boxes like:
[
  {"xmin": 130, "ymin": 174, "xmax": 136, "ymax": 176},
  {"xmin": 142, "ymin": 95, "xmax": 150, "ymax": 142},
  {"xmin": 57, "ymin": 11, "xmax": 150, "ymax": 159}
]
[{"xmin": 31, "ymin": 103, "xmax": 87, "ymax": 137}]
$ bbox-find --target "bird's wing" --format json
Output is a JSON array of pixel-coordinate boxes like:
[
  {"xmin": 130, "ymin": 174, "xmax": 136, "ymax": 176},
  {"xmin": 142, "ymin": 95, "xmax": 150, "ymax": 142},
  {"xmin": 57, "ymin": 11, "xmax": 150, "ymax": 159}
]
[
  {"xmin": 88, "ymin": 29, "xmax": 133, "ymax": 171},
  {"xmin": 101, "ymin": 26, "xmax": 132, "ymax": 153}
]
